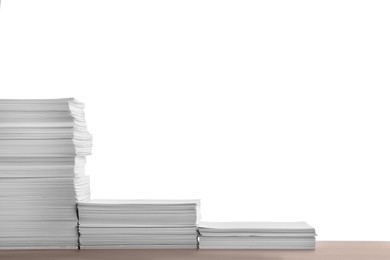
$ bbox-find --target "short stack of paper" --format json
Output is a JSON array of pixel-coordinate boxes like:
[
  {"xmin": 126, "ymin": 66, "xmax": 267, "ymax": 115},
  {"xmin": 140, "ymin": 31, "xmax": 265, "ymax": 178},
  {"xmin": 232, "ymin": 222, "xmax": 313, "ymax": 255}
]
[
  {"xmin": 198, "ymin": 221, "xmax": 316, "ymax": 249},
  {"xmin": 78, "ymin": 200, "xmax": 199, "ymax": 249},
  {"xmin": 0, "ymin": 98, "xmax": 92, "ymax": 249}
]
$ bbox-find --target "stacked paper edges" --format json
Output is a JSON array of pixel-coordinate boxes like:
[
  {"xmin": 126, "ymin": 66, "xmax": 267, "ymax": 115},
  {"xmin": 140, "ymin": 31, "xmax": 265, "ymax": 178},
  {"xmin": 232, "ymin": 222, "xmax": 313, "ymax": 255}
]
[
  {"xmin": 78, "ymin": 200, "xmax": 200, "ymax": 249},
  {"xmin": 198, "ymin": 221, "xmax": 316, "ymax": 249},
  {"xmin": 0, "ymin": 98, "xmax": 92, "ymax": 249}
]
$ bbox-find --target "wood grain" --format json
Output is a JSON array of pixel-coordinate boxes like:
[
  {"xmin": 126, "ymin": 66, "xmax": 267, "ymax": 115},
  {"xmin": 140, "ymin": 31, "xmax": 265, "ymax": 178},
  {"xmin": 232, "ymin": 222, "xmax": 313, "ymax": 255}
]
[{"xmin": 1, "ymin": 242, "xmax": 390, "ymax": 260}]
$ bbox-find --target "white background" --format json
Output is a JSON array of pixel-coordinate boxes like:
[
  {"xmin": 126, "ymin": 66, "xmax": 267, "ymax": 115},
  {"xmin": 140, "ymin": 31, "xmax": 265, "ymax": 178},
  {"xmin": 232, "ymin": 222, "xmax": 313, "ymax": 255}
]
[{"xmin": 1, "ymin": 0, "xmax": 390, "ymax": 240}]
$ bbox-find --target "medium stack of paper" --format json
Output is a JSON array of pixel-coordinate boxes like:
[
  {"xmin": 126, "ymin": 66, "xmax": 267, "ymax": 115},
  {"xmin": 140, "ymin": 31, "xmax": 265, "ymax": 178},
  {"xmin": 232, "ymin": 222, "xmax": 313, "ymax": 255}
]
[
  {"xmin": 0, "ymin": 98, "xmax": 92, "ymax": 249},
  {"xmin": 198, "ymin": 221, "xmax": 316, "ymax": 249},
  {"xmin": 78, "ymin": 200, "xmax": 200, "ymax": 249}
]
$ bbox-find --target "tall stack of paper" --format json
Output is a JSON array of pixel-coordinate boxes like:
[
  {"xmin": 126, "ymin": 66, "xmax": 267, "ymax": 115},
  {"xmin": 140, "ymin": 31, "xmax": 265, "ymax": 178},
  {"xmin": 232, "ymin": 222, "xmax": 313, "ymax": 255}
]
[
  {"xmin": 0, "ymin": 98, "xmax": 92, "ymax": 249},
  {"xmin": 78, "ymin": 200, "xmax": 199, "ymax": 249},
  {"xmin": 198, "ymin": 222, "xmax": 316, "ymax": 249}
]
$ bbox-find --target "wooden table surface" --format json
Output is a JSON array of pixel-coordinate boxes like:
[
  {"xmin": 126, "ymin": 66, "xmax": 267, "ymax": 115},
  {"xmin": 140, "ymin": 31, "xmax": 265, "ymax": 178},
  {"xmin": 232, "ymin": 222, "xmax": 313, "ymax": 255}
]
[{"xmin": 1, "ymin": 242, "xmax": 390, "ymax": 260}]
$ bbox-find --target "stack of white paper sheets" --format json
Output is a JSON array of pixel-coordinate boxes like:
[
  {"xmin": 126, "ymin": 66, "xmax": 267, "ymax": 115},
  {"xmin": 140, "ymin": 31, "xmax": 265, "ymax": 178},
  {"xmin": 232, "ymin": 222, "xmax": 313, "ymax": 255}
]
[
  {"xmin": 198, "ymin": 221, "xmax": 316, "ymax": 249},
  {"xmin": 0, "ymin": 98, "xmax": 92, "ymax": 249},
  {"xmin": 78, "ymin": 200, "xmax": 200, "ymax": 249}
]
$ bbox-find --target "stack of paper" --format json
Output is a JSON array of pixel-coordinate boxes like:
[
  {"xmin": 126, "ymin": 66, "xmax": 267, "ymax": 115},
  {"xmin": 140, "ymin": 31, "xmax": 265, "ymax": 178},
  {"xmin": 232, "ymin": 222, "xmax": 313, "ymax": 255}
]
[
  {"xmin": 198, "ymin": 221, "xmax": 316, "ymax": 249},
  {"xmin": 0, "ymin": 98, "xmax": 92, "ymax": 249},
  {"xmin": 78, "ymin": 200, "xmax": 200, "ymax": 249}
]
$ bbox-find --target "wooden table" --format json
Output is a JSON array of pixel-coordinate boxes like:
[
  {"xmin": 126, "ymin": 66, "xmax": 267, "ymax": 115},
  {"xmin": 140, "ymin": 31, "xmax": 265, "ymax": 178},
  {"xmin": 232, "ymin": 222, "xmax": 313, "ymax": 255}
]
[{"xmin": 1, "ymin": 242, "xmax": 389, "ymax": 260}]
